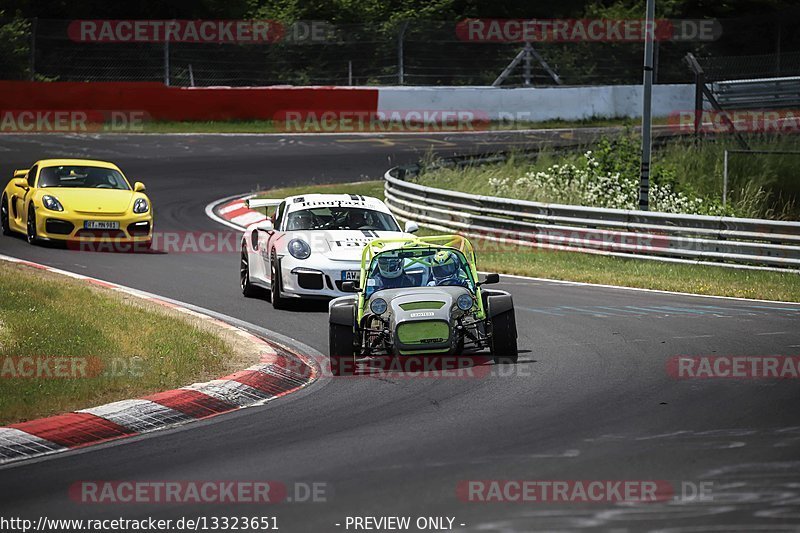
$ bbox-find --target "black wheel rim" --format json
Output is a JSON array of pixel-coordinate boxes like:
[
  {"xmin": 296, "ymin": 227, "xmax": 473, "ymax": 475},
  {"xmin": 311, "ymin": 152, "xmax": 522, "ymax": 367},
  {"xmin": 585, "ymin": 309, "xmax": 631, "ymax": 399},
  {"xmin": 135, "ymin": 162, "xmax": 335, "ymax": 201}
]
[
  {"xmin": 27, "ymin": 210, "xmax": 35, "ymax": 241},
  {"xmin": 240, "ymin": 251, "xmax": 248, "ymax": 290},
  {"xmin": 1, "ymin": 199, "xmax": 7, "ymax": 229},
  {"xmin": 271, "ymin": 262, "xmax": 278, "ymax": 298}
]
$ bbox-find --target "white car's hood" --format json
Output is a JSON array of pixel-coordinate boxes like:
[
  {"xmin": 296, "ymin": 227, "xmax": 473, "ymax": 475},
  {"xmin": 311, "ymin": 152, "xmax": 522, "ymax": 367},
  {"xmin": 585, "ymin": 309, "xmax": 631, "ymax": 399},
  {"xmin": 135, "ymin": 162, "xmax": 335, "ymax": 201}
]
[{"xmin": 291, "ymin": 230, "xmax": 414, "ymax": 261}]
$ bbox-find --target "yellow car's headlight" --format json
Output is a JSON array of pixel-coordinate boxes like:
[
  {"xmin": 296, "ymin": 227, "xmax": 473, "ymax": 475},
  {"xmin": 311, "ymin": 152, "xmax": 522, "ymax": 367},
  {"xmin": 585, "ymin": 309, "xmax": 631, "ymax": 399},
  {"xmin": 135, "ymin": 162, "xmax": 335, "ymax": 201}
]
[
  {"xmin": 133, "ymin": 198, "xmax": 149, "ymax": 214},
  {"xmin": 42, "ymin": 195, "xmax": 64, "ymax": 212}
]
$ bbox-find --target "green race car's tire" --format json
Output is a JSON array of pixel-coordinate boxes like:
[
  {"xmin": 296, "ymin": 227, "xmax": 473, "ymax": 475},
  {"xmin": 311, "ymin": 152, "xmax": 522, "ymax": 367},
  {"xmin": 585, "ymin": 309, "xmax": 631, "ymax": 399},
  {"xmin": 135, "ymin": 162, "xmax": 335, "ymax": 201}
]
[
  {"xmin": 490, "ymin": 309, "xmax": 518, "ymax": 364},
  {"xmin": 329, "ymin": 323, "xmax": 356, "ymax": 376}
]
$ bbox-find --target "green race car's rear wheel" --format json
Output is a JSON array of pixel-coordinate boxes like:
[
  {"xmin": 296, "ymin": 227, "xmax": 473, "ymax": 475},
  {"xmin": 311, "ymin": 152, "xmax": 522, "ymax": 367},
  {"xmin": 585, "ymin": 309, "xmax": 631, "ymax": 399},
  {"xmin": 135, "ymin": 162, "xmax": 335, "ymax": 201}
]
[
  {"xmin": 329, "ymin": 323, "xmax": 356, "ymax": 376},
  {"xmin": 490, "ymin": 309, "xmax": 518, "ymax": 364}
]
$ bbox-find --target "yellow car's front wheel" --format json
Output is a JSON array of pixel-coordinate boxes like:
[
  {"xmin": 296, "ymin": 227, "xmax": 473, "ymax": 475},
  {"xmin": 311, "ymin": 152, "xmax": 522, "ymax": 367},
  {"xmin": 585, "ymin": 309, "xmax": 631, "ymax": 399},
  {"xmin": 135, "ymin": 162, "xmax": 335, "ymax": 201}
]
[
  {"xmin": 0, "ymin": 195, "xmax": 10, "ymax": 236},
  {"xmin": 26, "ymin": 205, "xmax": 38, "ymax": 245}
]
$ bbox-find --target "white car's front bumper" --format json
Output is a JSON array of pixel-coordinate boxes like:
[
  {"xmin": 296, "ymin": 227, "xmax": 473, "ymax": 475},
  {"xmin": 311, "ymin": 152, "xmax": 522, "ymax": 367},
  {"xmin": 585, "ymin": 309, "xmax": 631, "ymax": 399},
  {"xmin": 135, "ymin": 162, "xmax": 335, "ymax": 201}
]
[{"xmin": 278, "ymin": 254, "xmax": 361, "ymax": 299}]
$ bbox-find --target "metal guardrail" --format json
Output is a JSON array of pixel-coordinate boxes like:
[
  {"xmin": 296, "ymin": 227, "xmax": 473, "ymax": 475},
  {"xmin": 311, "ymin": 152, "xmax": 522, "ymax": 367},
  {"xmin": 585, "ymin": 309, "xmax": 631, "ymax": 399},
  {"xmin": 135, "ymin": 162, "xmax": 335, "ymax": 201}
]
[
  {"xmin": 383, "ymin": 159, "xmax": 800, "ymax": 273},
  {"xmin": 712, "ymin": 76, "xmax": 800, "ymax": 110}
]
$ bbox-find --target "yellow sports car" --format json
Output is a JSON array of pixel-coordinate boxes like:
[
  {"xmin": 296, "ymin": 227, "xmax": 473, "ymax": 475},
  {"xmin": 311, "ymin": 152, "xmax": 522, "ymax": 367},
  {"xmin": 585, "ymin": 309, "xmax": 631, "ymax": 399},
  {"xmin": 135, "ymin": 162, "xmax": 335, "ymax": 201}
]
[{"xmin": 1, "ymin": 159, "xmax": 153, "ymax": 248}]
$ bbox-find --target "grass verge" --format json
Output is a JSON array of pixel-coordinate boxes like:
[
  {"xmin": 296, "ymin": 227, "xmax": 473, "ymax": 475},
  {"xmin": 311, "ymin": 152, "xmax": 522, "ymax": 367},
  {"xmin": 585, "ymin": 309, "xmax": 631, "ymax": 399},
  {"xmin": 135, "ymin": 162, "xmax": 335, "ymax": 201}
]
[
  {"xmin": 256, "ymin": 180, "xmax": 800, "ymax": 302},
  {"xmin": 137, "ymin": 116, "xmax": 652, "ymax": 134},
  {"xmin": 0, "ymin": 262, "xmax": 245, "ymax": 425}
]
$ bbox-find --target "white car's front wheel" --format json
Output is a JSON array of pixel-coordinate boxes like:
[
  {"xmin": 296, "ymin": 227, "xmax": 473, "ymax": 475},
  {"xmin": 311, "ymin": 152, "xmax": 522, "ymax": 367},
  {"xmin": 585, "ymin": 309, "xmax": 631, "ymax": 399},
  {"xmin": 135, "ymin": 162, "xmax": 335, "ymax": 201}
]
[{"xmin": 270, "ymin": 255, "xmax": 288, "ymax": 309}]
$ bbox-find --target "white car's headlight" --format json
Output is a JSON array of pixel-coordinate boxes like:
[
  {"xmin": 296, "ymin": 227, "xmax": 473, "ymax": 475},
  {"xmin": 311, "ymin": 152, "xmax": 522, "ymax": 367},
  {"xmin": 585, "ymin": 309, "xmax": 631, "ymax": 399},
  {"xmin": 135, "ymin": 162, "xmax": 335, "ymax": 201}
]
[
  {"xmin": 133, "ymin": 198, "xmax": 149, "ymax": 214},
  {"xmin": 370, "ymin": 298, "xmax": 388, "ymax": 315},
  {"xmin": 457, "ymin": 293, "xmax": 474, "ymax": 311},
  {"xmin": 288, "ymin": 239, "xmax": 311, "ymax": 259},
  {"xmin": 42, "ymin": 195, "xmax": 64, "ymax": 212}
]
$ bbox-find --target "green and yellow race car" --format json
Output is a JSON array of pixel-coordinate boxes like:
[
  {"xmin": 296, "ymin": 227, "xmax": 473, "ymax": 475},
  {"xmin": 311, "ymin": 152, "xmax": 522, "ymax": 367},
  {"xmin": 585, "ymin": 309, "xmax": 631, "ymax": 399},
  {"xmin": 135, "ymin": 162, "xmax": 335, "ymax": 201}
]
[{"xmin": 328, "ymin": 234, "xmax": 518, "ymax": 375}]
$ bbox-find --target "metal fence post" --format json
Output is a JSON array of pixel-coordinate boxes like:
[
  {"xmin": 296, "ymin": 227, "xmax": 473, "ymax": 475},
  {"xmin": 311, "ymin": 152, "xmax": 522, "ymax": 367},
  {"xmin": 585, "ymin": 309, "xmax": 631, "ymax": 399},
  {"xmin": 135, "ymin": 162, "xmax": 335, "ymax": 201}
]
[
  {"xmin": 397, "ymin": 21, "xmax": 408, "ymax": 85},
  {"xmin": 523, "ymin": 43, "xmax": 532, "ymax": 87},
  {"xmin": 29, "ymin": 17, "xmax": 37, "ymax": 80},
  {"xmin": 164, "ymin": 41, "xmax": 170, "ymax": 86},
  {"xmin": 638, "ymin": 0, "xmax": 655, "ymax": 211},
  {"xmin": 723, "ymin": 149, "xmax": 729, "ymax": 207}
]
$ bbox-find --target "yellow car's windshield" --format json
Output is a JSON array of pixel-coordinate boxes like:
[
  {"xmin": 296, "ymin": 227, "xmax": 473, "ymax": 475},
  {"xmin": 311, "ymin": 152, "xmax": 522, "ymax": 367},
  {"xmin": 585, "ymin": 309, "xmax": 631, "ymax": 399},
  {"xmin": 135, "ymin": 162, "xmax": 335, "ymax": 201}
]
[
  {"xmin": 38, "ymin": 166, "xmax": 130, "ymax": 190},
  {"xmin": 364, "ymin": 247, "xmax": 475, "ymax": 297}
]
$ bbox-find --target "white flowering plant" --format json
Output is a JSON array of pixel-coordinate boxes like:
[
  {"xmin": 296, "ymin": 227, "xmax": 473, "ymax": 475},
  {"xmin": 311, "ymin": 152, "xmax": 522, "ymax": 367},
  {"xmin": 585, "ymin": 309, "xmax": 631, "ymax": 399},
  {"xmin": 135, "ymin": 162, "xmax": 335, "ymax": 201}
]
[{"xmin": 490, "ymin": 136, "xmax": 732, "ymax": 216}]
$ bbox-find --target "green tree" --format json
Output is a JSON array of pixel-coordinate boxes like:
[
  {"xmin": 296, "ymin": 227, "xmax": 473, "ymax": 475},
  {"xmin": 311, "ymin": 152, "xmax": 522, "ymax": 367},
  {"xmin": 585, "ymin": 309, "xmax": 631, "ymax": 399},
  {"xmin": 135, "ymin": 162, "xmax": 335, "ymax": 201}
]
[{"xmin": 0, "ymin": 12, "xmax": 31, "ymax": 80}]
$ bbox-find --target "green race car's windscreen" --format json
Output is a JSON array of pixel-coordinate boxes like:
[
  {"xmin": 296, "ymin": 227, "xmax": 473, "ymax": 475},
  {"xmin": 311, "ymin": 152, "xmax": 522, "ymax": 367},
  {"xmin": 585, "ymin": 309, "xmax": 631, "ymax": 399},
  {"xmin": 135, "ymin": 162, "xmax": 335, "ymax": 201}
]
[
  {"xmin": 38, "ymin": 166, "xmax": 131, "ymax": 190},
  {"xmin": 365, "ymin": 248, "xmax": 475, "ymax": 297}
]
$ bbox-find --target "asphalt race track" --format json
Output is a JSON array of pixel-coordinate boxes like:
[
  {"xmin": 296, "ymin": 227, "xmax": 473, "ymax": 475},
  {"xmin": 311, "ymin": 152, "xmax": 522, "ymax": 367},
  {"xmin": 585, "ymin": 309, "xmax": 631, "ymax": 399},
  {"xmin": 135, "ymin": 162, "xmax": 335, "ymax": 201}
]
[{"xmin": 1, "ymin": 132, "xmax": 799, "ymax": 532}]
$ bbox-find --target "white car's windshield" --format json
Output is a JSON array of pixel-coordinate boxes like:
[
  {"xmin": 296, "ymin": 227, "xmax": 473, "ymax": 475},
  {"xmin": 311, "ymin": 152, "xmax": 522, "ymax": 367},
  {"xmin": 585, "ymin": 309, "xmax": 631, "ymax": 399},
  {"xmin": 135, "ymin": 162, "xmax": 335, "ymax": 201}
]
[
  {"xmin": 364, "ymin": 247, "xmax": 475, "ymax": 297},
  {"xmin": 286, "ymin": 207, "xmax": 400, "ymax": 231},
  {"xmin": 38, "ymin": 166, "xmax": 130, "ymax": 190}
]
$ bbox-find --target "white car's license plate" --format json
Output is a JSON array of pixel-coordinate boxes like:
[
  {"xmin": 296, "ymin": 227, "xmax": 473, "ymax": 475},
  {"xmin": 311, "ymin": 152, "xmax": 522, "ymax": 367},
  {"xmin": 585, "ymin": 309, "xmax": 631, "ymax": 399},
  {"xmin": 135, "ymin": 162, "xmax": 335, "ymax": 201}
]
[
  {"xmin": 84, "ymin": 221, "xmax": 120, "ymax": 230},
  {"xmin": 341, "ymin": 270, "xmax": 360, "ymax": 281}
]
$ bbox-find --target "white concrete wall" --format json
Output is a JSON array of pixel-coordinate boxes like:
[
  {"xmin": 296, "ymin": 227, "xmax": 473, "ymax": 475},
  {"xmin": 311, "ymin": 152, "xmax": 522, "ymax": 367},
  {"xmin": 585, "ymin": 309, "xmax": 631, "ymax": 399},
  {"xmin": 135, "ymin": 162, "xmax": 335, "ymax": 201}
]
[{"xmin": 376, "ymin": 84, "xmax": 693, "ymax": 121}]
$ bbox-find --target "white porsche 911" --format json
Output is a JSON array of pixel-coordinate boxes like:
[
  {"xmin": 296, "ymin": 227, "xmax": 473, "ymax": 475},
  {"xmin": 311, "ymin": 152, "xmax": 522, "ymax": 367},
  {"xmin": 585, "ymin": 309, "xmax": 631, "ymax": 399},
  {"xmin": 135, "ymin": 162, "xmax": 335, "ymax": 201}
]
[{"xmin": 239, "ymin": 193, "xmax": 418, "ymax": 308}]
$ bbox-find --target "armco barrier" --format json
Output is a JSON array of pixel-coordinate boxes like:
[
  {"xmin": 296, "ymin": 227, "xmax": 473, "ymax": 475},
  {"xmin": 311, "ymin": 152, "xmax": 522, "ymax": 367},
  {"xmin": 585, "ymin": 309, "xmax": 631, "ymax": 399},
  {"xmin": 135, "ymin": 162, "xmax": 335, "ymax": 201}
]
[
  {"xmin": 384, "ymin": 158, "xmax": 800, "ymax": 273},
  {"xmin": 0, "ymin": 82, "xmax": 693, "ymax": 124},
  {"xmin": 0, "ymin": 81, "xmax": 378, "ymax": 122},
  {"xmin": 376, "ymin": 84, "xmax": 695, "ymax": 121}
]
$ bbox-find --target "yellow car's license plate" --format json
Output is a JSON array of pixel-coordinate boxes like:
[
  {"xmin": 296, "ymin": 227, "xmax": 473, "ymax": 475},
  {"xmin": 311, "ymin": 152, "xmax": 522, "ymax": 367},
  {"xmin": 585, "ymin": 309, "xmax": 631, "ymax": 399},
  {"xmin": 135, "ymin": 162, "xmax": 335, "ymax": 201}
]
[{"xmin": 84, "ymin": 221, "xmax": 120, "ymax": 230}]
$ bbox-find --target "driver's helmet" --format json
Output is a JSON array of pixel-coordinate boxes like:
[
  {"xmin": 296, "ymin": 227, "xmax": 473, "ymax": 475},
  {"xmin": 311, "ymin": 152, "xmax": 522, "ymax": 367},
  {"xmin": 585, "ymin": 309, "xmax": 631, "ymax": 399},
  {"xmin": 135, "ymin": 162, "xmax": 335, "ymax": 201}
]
[
  {"xmin": 431, "ymin": 250, "xmax": 459, "ymax": 282},
  {"xmin": 289, "ymin": 210, "xmax": 312, "ymax": 230},
  {"xmin": 377, "ymin": 255, "xmax": 403, "ymax": 279},
  {"xmin": 347, "ymin": 210, "xmax": 369, "ymax": 228}
]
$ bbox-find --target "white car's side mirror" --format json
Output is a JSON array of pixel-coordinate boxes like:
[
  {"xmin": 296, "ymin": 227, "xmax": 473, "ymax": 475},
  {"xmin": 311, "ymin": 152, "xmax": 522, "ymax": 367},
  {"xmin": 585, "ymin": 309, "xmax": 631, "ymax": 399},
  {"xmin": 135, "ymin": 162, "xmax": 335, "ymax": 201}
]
[
  {"xmin": 404, "ymin": 221, "xmax": 419, "ymax": 233},
  {"xmin": 255, "ymin": 219, "xmax": 274, "ymax": 232}
]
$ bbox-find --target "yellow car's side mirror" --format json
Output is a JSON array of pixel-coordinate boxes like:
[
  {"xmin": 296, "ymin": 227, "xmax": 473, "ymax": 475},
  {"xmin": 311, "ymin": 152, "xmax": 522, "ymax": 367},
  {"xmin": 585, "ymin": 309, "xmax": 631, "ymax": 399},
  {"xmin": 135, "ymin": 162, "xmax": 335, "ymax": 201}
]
[
  {"xmin": 134, "ymin": 182, "xmax": 146, "ymax": 192},
  {"xmin": 13, "ymin": 169, "xmax": 27, "ymax": 179}
]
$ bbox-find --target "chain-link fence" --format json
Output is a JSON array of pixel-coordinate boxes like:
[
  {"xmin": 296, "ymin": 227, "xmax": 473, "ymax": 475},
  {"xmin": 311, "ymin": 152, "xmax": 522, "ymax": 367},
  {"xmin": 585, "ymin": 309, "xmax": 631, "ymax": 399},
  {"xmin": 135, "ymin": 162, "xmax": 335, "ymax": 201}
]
[{"xmin": 3, "ymin": 15, "xmax": 800, "ymax": 86}]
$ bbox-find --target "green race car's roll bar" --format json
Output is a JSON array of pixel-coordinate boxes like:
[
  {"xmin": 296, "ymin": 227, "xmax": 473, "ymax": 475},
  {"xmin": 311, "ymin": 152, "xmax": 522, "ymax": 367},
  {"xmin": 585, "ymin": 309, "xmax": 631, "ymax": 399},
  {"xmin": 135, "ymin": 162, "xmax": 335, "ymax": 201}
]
[{"xmin": 355, "ymin": 234, "xmax": 486, "ymax": 321}]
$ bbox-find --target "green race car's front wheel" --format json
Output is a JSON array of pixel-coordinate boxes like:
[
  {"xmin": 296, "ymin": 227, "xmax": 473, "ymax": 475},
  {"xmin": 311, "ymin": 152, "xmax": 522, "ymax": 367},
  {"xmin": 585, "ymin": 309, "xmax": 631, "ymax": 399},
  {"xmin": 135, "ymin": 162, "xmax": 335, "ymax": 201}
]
[
  {"xmin": 329, "ymin": 323, "xmax": 356, "ymax": 376},
  {"xmin": 490, "ymin": 309, "xmax": 518, "ymax": 364}
]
